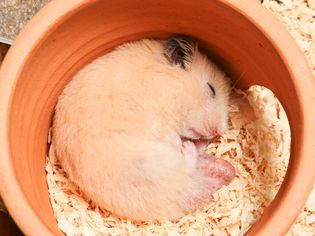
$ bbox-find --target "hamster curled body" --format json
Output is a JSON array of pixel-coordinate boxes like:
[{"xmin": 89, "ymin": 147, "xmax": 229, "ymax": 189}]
[{"xmin": 52, "ymin": 36, "xmax": 236, "ymax": 221}]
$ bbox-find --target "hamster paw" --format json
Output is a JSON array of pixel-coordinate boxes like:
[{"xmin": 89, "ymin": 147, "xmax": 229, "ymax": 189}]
[
  {"xmin": 181, "ymin": 140, "xmax": 198, "ymax": 166},
  {"xmin": 180, "ymin": 154, "xmax": 235, "ymax": 211},
  {"xmin": 198, "ymin": 153, "xmax": 235, "ymax": 184}
]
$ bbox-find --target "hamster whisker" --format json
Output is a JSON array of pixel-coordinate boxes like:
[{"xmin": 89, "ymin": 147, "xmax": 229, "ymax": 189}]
[{"xmin": 231, "ymin": 71, "xmax": 246, "ymax": 90}]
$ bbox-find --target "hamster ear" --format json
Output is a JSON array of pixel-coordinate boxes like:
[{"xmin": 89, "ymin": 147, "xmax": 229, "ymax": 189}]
[{"xmin": 164, "ymin": 36, "xmax": 196, "ymax": 70}]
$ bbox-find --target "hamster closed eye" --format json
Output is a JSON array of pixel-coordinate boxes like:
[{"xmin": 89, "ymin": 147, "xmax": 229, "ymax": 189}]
[{"xmin": 52, "ymin": 35, "xmax": 235, "ymax": 221}]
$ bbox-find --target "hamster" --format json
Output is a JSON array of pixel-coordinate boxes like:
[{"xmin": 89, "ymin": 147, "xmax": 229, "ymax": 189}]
[{"xmin": 52, "ymin": 36, "xmax": 235, "ymax": 221}]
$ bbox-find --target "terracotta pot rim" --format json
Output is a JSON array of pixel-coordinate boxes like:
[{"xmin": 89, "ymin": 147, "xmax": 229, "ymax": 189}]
[
  {"xmin": 0, "ymin": 1, "xmax": 92, "ymax": 235},
  {"xmin": 232, "ymin": 2, "xmax": 315, "ymax": 235},
  {"xmin": 0, "ymin": 0, "xmax": 314, "ymax": 235}
]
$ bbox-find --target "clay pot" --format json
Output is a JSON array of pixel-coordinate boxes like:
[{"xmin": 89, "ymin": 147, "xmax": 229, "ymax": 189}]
[{"xmin": 0, "ymin": 0, "xmax": 314, "ymax": 235}]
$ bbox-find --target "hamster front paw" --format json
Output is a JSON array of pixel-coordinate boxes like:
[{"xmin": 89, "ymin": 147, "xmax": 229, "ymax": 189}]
[
  {"xmin": 181, "ymin": 140, "xmax": 198, "ymax": 158},
  {"xmin": 181, "ymin": 140, "xmax": 198, "ymax": 167}
]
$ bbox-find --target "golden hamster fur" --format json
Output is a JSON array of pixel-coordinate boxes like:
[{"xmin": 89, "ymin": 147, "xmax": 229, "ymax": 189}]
[{"xmin": 52, "ymin": 36, "xmax": 235, "ymax": 221}]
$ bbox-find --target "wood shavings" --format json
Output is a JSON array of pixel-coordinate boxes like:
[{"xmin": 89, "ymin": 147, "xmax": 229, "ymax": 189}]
[
  {"xmin": 263, "ymin": 1, "xmax": 315, "ymax": 235},
  {"xmin": 308, "ymin": 0, "xmax": 315, "ymax": 10},
  {"xmin": 263, "ymin": 0, "xmax": 315, "ymax": 75},
  {"xmin": 46, "ymin": 84, "xmax": 291, "ymax": 235},
  {"xmin": 287, "ymin": 184, "xmax": 315, "ymax": 236},
  {"xmin": 229, "ymin": 90, "xmax": 257, "ymax": 129}
]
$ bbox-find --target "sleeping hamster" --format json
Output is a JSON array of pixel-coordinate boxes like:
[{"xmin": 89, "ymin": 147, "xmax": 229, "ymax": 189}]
[{"xmin": 52, "ymin": 36, "xmax": 235, "ymax": 221}]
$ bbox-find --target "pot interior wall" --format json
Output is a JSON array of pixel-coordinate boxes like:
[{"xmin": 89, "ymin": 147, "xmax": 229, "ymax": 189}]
[{"xmin": 8, "ymin": 0, "xmax": 300, "ymax": 234}]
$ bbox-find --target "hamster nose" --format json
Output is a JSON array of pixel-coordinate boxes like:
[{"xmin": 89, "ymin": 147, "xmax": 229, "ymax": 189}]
[{"xmin": 212, "ymin": 129, "xmax": 221, "ymax": 137}]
